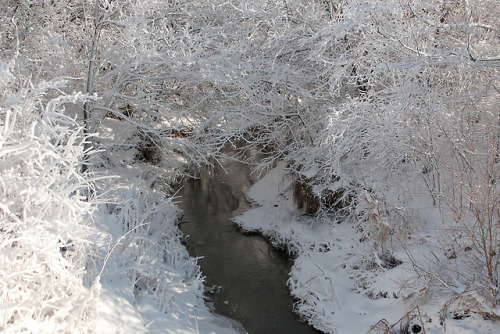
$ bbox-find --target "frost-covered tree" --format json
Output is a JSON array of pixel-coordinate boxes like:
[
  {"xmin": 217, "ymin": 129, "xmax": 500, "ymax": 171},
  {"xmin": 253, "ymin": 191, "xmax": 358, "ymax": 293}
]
[
  {"xmin": 172, "ymin": 0, "xmax": 499, "ymax": 303},
  {"xmin": 1, "ymin": 0, "xmax": 215, "ymax": 169},
  {"xmin": 0, "ymin": 59, "xmax": 101, "ymax": 332},
  {"xmin": 2, "ymin": 0, "xmax": 499, "ymax": 315}
]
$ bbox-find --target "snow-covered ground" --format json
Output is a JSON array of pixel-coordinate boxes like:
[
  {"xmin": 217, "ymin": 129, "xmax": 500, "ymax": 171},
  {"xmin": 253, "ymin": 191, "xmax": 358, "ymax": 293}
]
[
  {"xmin": 90, "ymin": 118, "xmax": 244, "ymax": 334},
  {"xmin": 234, "ymin": 162, "xmax": 500, "ymax": 333}
]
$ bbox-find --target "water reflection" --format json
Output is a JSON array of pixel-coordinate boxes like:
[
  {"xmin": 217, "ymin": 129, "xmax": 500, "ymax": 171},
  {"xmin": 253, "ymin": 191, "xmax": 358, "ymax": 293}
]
[{"xmin": 176, "ymin": 156, "xmax": 321, "ymax": 334}]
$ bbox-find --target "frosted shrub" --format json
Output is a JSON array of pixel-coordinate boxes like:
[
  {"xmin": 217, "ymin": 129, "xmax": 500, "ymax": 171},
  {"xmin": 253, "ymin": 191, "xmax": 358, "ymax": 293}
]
[
  {"xmin": 437, "ymin": 124, "xmax": 500, "ymax": 305},
  {"xmin": 106, "ymin": 180, "xmax": 203, "ymax": 313},
  {"xmin": 0, "ymin": 61, "xmax": 99, "ymax": 333}
]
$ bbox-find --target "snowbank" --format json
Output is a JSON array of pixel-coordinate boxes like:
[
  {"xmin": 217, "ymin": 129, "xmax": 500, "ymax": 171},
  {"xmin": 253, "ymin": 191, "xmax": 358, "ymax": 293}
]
[
  {"xmin": 234, "ymin": 163, "xmax": 500, "ymax": 333},
  {"xmin": 91, "ymin": 117, "xmax": 242, "ymax": 334}
]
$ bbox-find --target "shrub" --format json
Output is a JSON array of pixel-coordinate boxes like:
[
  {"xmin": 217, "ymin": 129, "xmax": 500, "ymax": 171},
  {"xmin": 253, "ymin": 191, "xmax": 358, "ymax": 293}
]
[{"xmin": 0, "ymin": 60, "xmax": 100, "ymax": 333}]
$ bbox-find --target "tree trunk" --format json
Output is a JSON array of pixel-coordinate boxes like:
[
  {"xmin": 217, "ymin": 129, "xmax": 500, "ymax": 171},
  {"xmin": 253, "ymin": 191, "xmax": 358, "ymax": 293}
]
[{"xmin": 82, "ymin": 0, "xmax": 100, "ymax": 173}]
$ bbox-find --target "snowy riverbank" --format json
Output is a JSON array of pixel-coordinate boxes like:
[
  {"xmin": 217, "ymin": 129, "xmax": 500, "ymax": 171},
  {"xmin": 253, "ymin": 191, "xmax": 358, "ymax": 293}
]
[
  {"xmin": 234, "ymin": 162, "xmax": 500, "ymax": 334},
  {"xmin": 91, "ymin": 118, "xmax": 244, "ymax": 333}
]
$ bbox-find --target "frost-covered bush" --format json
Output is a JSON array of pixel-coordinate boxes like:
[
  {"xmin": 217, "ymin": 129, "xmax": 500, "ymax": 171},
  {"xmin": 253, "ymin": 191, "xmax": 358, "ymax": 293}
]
[
  {"xmin": 103, "ymin": 179, "xmax": 203, "ymax": 313},
  {"xmin": 0, "ymin": 60, "xmax": 100, "ymax": 333}
]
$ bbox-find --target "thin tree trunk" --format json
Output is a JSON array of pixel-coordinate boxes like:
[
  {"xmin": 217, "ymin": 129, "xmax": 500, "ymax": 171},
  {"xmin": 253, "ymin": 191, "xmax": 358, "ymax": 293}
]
[{"xmin": 82, "ymin": 0, "xmax": 100, "ymax": 173}]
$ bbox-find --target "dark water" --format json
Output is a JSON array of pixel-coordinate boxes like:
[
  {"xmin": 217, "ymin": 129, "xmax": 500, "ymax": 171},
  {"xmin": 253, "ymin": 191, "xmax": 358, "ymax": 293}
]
[{"xmin": 176, "ymin": 156, "xmax": 320, "ymax": 334}]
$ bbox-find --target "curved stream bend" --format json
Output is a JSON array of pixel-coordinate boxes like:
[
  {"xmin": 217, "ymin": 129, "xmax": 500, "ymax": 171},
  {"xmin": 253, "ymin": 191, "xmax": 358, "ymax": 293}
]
[{"xmin": 176, "ymin": 155, "xmax": 320, "ymax": 334}]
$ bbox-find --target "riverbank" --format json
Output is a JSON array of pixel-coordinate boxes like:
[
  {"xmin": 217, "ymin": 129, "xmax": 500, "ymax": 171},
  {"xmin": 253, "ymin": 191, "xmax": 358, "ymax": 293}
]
[
  {"xmin": 234, "ymin": 162, "xmax": 500, "ymax": 334},
  {"xmin": 91, "ymin": 118, "xmax": 243, "ymax": 333}
]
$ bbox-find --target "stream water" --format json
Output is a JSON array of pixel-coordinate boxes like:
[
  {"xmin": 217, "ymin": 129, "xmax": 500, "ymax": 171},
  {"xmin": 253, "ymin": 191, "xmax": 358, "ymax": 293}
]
[{"xmin": 176, "ymin": 154, "xmax": 320, "ymax": 334}]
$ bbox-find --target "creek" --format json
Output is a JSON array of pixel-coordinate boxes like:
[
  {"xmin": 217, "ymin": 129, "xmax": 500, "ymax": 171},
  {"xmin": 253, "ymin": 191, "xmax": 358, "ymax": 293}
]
[{"xmin": 175, "ymin": 153, "xmax": 320, "ymax": 334}]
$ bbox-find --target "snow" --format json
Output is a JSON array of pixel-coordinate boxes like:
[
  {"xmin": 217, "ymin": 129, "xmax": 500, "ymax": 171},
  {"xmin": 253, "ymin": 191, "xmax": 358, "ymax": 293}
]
[
  {"xmin": 0, "ymin": 60, "xmax": 12, "ymax": 86},
  {"xmin": 95, "ymin": 240, "xmax": 241, "ymax": 334},
  {"xmin": 234, "ymin": 162, "xmax": 500, "ymax": 333},
  {"xmin": 90, "ymin": 117, "xmax": 244, "ymax": 334},
  {"xmin": 0, "ymin": 73, "xmax": 242, "ymax": 333}
]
